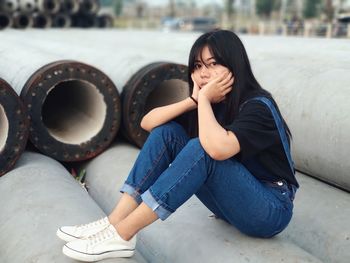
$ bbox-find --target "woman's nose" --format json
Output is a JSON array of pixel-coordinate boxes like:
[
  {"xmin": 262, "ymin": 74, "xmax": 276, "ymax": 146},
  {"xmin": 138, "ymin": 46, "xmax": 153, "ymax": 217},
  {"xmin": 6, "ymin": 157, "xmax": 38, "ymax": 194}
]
[{"xmin": 200, "ymin": 66, "xmax": 210, "ymax": 78}]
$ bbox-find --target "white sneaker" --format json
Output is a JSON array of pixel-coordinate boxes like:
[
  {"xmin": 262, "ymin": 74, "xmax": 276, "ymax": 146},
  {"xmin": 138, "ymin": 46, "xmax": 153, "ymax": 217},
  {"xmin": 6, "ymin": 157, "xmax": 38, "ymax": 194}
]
[
  {"xmin": 56, "ymin": 217, "xmax": 110, "ymax": 242},
  {"xmin": 62, "ymin": 225, "xmax": 136, "ymax": 262}
]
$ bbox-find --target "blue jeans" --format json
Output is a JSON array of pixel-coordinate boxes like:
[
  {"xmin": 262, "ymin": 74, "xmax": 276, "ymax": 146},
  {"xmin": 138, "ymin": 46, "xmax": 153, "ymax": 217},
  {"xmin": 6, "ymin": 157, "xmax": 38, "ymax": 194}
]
[{"xmin": 120, "ymin": 121, "xmax": 295, "ymax": 238}]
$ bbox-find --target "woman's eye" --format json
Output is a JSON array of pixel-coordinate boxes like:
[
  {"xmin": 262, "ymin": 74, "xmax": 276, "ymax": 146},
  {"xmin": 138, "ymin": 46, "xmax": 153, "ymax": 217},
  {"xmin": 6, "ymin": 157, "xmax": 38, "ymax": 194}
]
[
  {"xmin": 210, "ymin": 62, "xmax": 217, "ymax": 67},
  {"xmin": 194, "ymin": 64, "xmax": 201, "ymax": 70}
]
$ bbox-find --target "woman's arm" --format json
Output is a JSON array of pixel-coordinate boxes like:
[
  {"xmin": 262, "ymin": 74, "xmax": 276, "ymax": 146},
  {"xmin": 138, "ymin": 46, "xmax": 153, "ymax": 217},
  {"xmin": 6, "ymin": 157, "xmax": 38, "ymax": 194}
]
[
  {"xmin": 140, "ymin": 97, "xmax": 197, "ymax": 132},
  {"xmin": 198, "ymin": 95, "xmax": 240, "ymax": 160},
  {"xmin": 197, "ymin": 72, "xmax": 240, "ymax": 160}
]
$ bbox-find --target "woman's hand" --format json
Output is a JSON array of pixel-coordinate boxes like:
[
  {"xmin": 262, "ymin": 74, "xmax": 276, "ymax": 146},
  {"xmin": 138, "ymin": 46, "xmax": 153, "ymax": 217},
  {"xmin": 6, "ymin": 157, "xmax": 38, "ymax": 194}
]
[
  {"xmin": 199, "ymin": 71, "xmax": 234, "ymax": 103},
  {"xmin": 191, "ymin": 73, "xmax": 200, "ymax": 101}
]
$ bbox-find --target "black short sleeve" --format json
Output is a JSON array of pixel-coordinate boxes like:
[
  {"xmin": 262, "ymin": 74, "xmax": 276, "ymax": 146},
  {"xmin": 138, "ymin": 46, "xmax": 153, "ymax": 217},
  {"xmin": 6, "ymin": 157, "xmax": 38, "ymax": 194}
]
[{"xmin": 225, "ymin": 101, "xmax": 281, "ymax": 160}]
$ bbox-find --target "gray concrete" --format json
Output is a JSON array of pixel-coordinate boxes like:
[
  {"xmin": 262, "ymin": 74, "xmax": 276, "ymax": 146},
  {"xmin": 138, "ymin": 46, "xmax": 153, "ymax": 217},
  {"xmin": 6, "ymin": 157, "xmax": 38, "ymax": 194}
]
[
  {"xmin": 0, "ymin": 151, "xmax": 146, "ymax": 263},
  {"xmin": 84, "ymin": 142, "xmax": 329, "ymax": 263}
]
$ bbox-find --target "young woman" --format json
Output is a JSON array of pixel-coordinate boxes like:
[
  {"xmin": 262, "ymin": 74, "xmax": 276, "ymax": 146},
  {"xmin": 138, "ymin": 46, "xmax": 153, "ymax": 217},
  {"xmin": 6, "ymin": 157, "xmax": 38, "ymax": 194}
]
[{"xmin": 57, "ymin": 30, "xmax": 298, "ymax": 262}]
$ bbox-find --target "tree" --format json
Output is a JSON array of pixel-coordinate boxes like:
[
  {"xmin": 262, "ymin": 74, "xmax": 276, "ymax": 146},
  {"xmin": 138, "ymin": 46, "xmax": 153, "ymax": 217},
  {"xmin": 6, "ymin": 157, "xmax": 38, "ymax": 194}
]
[
  {"xmin": 256, "ymin": 0, "xmax": 280, "ymax": 18},
  {"xmin": 303, "ymin": 0, "xmax": 321, "ymax": 19},
  {"xmin": 225, "ymin": 0, "xmax": 235, "ymax": 19},
  {"xmin": 324, "ymin": 0, "xmax": 334, "ymax": 21},
  {"xmin": 114, "ymin": 0, "xmax": 123, "ymax": 17}
]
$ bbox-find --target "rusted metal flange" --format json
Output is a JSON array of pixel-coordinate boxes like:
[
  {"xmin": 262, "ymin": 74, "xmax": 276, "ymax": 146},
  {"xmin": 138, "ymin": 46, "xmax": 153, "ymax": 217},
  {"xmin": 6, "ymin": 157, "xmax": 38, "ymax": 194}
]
[
  {"xmin": 121, "ymin": 62, "xmax": 188, "ymax": 148},
  {"xmin": 21, "ymin": 60, "xmax": 121, "ymax": 162},
  {"xmin": 0, "ymin": 78, "xmax": 29, "ymax": 176}
]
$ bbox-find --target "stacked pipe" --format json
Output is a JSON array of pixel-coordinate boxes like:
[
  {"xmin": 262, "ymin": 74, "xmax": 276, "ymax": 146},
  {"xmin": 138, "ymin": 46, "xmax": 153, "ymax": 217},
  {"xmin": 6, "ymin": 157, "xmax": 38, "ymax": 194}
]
[
  {"xmin": 2, "ymin": 29, "xmax": 191, "ymax": 148},
  {"xmin": 0, "ymin": 0, "xmax": 114, "ymax": 29}
]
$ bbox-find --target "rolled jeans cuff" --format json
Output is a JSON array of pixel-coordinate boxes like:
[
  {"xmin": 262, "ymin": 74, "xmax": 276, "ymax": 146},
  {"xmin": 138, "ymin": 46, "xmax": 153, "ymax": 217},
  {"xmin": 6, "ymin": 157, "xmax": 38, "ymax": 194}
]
[
  {"xmin": 141, "ymin": 190, "xmax": 172, "ymax": 221},
  {"xmin": 120, "ymin": 183, "xmax": 142, "ymax": 204}
]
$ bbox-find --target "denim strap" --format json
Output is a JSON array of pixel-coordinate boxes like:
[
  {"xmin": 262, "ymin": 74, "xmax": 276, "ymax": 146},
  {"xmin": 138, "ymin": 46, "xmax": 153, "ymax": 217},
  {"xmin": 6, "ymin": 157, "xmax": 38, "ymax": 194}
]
[{"xmin": 240, "ymin": 97, "xmax": 295, "ymax": 175}]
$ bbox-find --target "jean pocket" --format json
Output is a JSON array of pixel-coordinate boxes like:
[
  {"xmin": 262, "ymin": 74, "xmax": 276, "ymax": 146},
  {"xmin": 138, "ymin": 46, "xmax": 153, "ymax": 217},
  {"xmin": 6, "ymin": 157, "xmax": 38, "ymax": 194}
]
[{"xmin": 263, "ymin": 180, "xmax": 294, "ymax": 205}]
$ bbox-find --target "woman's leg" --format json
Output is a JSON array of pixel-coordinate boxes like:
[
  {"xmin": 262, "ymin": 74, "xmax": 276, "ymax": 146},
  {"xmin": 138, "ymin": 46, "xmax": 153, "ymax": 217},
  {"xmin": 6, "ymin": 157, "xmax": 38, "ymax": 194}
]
[
  {"xmin": 195, "ymin": 158, "xmax": 294, "ymax": 238},
  {"xmin": 109, "ymin": 121, "xmax": 190, "ymax": 225},
  {"xmin": 114, "ymin": 138, "xmax": 294, "ymax": 240}
]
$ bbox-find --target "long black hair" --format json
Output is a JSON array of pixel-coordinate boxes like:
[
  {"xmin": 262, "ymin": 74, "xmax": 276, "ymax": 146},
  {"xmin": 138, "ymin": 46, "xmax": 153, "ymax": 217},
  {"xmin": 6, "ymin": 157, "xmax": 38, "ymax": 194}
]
[{"xmin": 187, "ymin": 29, "xmax": 291, "ymax": 139}]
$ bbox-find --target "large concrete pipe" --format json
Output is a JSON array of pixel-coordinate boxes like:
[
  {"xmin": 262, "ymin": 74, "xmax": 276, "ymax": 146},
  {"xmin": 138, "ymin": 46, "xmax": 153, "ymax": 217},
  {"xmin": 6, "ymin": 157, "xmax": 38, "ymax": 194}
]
[
  {"xmin": 0, "ymin": 40, "xmax": 121, "ymax": 162},
  {"xmin": 0, "ymin": 12, "xmax": 12, "ymax": 29},
  {"xmin": 32, "ymin": 12, "xmax": 52, "ymax": 28},
  {"xmin": 52, "ymin": 13, "xmax": 72, "ymax": 28},
  {"xmin": 82, "ymin": 143, "xmax": 324, "ymax": 263},
  {"xmin": 36, "ymin": 0, "xmax": 61, "ymax": 14},
  {"xmin": 121, "ymin": 62, "xmax": 188, "ymax": 147},
  {"xmin": 3, "ymin": 30, "xmax": 191, "ymax": 147},
  {"xmin": 0, "ymin": 0, "xmax": 19, "ymax": 14},
  {"xmin": 0, "ymin": 78, "xmax": 29, "ymax": 176},
  {"xmin": 78, "ymin": 0, "xmax": 99, "ymax": 15},
  {"xmin": 0, "ymin": 151, "xmax": 147, "ymax": 263},
  {"xmin": 71, "ymin": 13, "xmax": 95, "ymax": 28},
  {"xmin": 94, "ymin": 13, "xmax": 114, "ymax": 28},
  {"xmin": 60, "ymin": 0, "xmax": 80, "ymax": 15},
  {"xmin": 18, "ymin": 0, "xmax": 36, "ymax": 13},
  {"xmin": 12, "ymin": 11, "xmax": 33, "ymax": 28}
]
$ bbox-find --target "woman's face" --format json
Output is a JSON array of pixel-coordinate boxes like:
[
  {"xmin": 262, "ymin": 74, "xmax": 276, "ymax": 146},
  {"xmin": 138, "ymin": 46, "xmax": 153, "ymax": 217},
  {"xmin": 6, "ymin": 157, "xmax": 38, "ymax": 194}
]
[{"xmin": 192, "ymin": 45, "xmax": 230, "ymax": 89}]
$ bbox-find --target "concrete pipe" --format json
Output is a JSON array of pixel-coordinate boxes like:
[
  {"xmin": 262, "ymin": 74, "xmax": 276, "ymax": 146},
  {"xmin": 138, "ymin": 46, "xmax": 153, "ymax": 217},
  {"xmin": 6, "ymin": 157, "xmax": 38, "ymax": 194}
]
[
  {"xmin": 94, "ymin": 13, "xmax": 114, "ymax": 28},
  {"xmin": 36, "ymin": 0, "xmax": 61, "ymax": 14},
  {"xmin": 0, "ymin": 12, "xmax": 13, "ymax": 29},
  {"xmin": 60, "ymin": 0, "xmax": 80, "ymax": 15},
  {"xmin": 52, "ymin": 13, "xmax": 71, "ymax": 28},
  {"xmin": 121, "ymin": 62, "xmax": 188, "ymax": 147},
  {"xmin": 32, "ymin": 12, "xmax": 52, "ymax": 28},
  {"xmin": 18, "ymin": 0, "xmax": 36, "ymax": 13},
  {"xmin": 82, "ymin": 143, "xmax": 323, "ymax": 263},
  {"xmin": 78, "ymin": 0, "xmax": 99, "ymax": 15},
  {"xmin": 0, "ymin": 40, "xmax": 121, "ymax": 162},
  {"xmin": 0, "ymin": 78, "xmax": 29, "ymax": 176},
  {"xmin": 12, "ymin": 11, "xmax": 33, "ymax": 28},
  {"xmin": 0, "ymin": 151, "xmax": 147, "ymax": 263},
  {"xmin": 71, "ymin": 13, "xmax": 95, "ymax": 28},
  {"xmin": 0, "ymin": 0, "xmax": 19, "ymax": 13}
]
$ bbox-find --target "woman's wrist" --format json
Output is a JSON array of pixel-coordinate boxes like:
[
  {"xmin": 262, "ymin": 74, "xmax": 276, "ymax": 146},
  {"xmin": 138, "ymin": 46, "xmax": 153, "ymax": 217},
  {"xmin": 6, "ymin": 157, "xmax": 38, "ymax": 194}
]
[{"xmin": 189, "ymin": 96, "xmax": 198, "ymax": 105}]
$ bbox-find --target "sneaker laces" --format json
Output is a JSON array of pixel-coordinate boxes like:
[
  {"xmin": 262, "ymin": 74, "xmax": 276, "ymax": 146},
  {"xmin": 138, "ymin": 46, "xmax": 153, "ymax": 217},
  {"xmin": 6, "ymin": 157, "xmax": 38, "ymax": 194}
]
[
  {"xmin": 78, "ymin": 217, "xmax": 108, "ymax": 230},
  {"xmin": 87, "ymin": 226, "xmax": 115, "ymax": 245}
]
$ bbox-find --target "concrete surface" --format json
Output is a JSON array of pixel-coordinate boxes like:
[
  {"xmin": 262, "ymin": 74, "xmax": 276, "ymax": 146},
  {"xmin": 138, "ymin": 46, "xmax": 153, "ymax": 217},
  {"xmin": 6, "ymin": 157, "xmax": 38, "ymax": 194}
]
[
  {"xmin": 0, "ymin": 151, "xmax": 146, "ymax": 263},
  {"xmin": 83, "ymin": 142, "xmax": 337, "ymax": 263}
]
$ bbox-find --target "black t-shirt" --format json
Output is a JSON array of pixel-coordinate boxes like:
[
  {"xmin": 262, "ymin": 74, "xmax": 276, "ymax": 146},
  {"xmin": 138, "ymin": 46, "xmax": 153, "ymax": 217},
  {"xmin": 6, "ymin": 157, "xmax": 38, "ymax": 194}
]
[
  {"xmin": 225, "ymin": 100, "xmax": 298, "ymax": 187},
  {"xmin": 175, "ymin": 100, "xmax": 298, "ymax": 187}
]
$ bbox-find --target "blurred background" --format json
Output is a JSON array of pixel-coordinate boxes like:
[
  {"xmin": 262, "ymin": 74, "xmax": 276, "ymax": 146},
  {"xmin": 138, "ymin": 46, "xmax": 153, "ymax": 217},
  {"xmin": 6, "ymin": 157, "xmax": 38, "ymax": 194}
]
[{"xmin": 0, "ymin": 0, "xmax": 349, "ymax": 38}]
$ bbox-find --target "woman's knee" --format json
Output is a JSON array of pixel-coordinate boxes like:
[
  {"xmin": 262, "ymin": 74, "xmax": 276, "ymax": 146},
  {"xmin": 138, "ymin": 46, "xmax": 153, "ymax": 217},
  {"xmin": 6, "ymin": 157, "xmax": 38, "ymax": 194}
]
[
  {"xmin": 147, "ymin": 122, "xmax": 189, "ymax": 148},
  {"xmin": 151, "ymin": 122, "xmax": 185, "ymax": 137}
]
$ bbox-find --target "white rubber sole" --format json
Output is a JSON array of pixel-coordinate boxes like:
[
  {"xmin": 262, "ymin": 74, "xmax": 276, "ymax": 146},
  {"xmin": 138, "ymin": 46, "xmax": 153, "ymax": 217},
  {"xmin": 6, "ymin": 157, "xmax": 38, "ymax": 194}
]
[
  {"xmin": 56, "ymin": 228, "xmax": 78, "ymax": 242},
  {"xmin": 62, "ymin": 245, "xmax": 135, "ymax": 262}
]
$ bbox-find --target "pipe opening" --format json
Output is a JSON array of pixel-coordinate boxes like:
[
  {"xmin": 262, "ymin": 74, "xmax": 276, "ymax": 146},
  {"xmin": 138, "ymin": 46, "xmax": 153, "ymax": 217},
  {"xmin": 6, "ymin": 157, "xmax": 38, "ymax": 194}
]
[
  {"xmin": 144, "ymin": 79, "xmax": 189, "ymax": 113},
  {"xmin": 41, "ymin": 80, "xmax": 107, "ymax": 145},
  {"xmin": 17, "ymin": 14, "xmax": 30, "ymax": 27},
  {"xmin": 0, "ymin": 104, "xmax": 9, "ymax": 152},
  {"xmin": 44, "ymin": 0, "xmax": 57, "ymax": 11},
  {"xmin": 34, "ymin": 14, "xmax": 48, "ymax": 28},
  {"xmin": 53, "ymin": 14, "xmax": 68, "ymax": 27},
  {"xmin": 0, "ymin": 14, "xmax": 10, "ymax": 28},
  {"xmin": 25, "ymin": 3, "xmax": 32, "ymax": 10}
]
